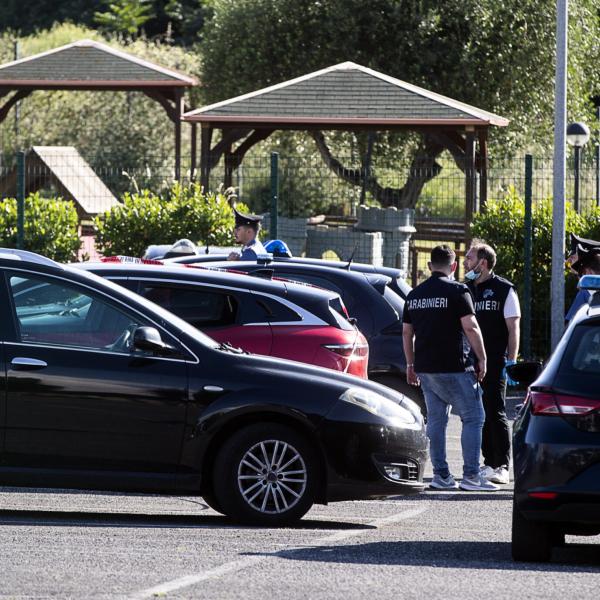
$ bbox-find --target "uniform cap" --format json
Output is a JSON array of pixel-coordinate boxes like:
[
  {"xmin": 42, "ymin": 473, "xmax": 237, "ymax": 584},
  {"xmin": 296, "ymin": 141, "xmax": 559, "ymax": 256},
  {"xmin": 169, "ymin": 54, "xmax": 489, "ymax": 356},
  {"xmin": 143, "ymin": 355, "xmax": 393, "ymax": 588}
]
[{"xmin": 234, "ymin": 208, "xmax": 263, "ymax": 229}]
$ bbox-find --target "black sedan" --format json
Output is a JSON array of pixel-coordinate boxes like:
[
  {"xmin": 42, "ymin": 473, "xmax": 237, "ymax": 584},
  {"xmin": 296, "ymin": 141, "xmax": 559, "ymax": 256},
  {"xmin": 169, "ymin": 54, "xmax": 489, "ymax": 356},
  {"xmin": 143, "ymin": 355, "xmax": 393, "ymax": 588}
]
[
  {"xmin": 0, "ymin": 248, "xmax": 427, "ymax": 525},
  {"xmin": 508, "ymin": 275, "xmax": 600, "ymax": 561}
]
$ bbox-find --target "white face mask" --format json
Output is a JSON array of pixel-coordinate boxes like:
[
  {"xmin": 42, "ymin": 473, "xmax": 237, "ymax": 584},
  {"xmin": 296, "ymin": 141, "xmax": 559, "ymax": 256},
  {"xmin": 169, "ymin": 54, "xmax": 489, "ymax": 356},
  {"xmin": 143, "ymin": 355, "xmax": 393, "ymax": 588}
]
[{"xmin": 465, "ymin": 260, "xmax": 483, "ymax": 281}]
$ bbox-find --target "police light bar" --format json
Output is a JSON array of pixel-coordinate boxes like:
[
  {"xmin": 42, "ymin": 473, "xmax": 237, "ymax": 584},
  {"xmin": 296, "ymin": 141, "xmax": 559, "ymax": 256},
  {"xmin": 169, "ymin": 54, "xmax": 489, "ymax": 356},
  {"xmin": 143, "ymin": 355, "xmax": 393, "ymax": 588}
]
[
  {"xmin": 578, "ymin": 275, "xmax": 600, "ymax": 291},
  {"xmin": 256, "ymin": 253, "xmax": 274, "ymax": 265}
]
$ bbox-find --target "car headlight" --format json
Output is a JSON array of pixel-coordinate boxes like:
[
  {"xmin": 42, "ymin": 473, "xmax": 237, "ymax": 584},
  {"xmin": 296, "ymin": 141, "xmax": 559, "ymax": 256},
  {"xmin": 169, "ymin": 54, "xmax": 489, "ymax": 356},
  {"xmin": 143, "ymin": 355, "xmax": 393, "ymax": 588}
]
[{"xmin": 339, "ymin": 387, "xmax": 417, "ymax": 426}]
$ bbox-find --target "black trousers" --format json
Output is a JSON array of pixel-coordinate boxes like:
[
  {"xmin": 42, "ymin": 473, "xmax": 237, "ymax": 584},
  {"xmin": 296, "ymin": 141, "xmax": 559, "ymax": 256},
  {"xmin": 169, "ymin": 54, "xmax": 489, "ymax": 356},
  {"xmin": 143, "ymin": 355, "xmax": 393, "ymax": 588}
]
[{"xmin": 481, "ymin": 367, "xmax": 510, "ymax": 469}]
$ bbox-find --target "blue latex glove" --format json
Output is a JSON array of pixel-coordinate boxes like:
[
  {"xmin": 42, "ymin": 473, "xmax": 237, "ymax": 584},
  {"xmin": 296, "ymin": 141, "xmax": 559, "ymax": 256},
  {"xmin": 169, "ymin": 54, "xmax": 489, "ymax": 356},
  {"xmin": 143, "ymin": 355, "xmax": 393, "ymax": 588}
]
[{"xmin": 504, "ymin": 359, "xmax": 518, "ymax": 386}]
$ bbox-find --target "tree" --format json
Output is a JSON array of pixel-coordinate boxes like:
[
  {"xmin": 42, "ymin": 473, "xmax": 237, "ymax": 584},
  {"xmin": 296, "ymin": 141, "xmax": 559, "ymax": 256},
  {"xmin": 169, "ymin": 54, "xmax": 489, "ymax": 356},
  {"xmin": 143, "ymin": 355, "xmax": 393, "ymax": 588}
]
[
  {"xmin": 200, "ymin": 0, "xmax": 600, "ymax": 209},
  {"xmin": 94, "ymin": 0, "xmax": 156, "ymax": 37}
]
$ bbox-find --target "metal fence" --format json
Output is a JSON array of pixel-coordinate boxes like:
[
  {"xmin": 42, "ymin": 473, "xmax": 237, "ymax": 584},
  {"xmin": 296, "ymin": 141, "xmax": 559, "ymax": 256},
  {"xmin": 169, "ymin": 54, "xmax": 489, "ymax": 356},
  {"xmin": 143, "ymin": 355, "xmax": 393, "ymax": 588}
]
[{"xmin": 1, "ymin": 148, "xmax": 600, "ymax": 358}]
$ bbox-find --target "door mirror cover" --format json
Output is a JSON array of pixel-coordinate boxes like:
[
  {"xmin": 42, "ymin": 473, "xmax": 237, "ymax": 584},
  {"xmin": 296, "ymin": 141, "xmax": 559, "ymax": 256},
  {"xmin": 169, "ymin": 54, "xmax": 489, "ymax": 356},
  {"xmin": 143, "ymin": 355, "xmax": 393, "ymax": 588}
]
[
  {"xmin": 505, "ymin": 361, "xmax": 543, "ymax": 386},
  {"xmin": 133, "ymin": 326, "xmax": 169, "ymax": 353}
]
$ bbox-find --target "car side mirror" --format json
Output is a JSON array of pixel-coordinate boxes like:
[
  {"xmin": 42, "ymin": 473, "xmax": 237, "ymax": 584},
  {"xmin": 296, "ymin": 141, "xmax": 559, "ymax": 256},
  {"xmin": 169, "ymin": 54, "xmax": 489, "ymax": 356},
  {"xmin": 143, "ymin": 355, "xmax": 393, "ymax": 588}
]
[
  {"xmin": 505, "ymin": 361, "xmax": 543, "ymax": 387},
  {"xmin": 132, "ymin": 326, "xmax": 175, "ymax": 355}
]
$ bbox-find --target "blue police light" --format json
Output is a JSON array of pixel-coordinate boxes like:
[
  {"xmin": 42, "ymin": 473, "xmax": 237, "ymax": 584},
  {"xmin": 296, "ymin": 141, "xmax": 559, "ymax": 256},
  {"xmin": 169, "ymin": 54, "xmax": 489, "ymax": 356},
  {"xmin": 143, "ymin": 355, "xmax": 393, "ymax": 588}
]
[
  {"xmin": 264, "ymin": 239, "xmax": 292, "ymax": 258},
  {"xmin": 578, "ymin": 275, "xmax": 600, "ymax": 290}
]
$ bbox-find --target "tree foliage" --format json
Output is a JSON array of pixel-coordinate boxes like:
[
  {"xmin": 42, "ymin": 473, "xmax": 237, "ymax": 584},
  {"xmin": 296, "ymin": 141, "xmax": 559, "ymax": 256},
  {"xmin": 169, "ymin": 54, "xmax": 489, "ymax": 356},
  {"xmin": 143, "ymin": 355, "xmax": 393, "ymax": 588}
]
[{"xmin": 200, "ymin": 0, "xmax": 600, "ymax": 208}]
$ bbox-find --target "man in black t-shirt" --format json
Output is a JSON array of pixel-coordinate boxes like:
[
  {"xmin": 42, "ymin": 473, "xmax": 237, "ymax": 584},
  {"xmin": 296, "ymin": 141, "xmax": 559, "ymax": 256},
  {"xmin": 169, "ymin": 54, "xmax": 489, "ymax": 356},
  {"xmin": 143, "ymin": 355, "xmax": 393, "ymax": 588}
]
[
  {"xmin": 403, "ymin": 245, "xmax": 498, "ymax": 492},
  {"xmin": 464, "ymin": 242, "xmax": 520, "ymax": 486}
]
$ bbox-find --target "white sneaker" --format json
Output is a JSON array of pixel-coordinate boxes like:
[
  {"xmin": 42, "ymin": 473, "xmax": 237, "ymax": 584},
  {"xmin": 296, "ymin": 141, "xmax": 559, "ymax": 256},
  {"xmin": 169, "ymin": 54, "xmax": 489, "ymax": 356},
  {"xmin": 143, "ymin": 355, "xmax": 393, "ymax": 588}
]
[
  {"xmin": 489, "ymin": 467, "xmax": 510, "ymax": 484},
  {"xmin": 459, "ymin": 475, "xmax": 499, "ymax": 491},
  {"xmin": 480, "ymin": 465, "xmax": 495, "ymax": 480}
]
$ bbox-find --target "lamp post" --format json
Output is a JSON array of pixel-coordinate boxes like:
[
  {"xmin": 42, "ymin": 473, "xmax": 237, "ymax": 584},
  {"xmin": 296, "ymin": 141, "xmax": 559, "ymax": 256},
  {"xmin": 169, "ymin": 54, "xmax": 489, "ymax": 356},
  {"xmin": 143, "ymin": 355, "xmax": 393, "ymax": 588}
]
[{"xmin": 566, "ymin": 121, "xmax": 590, "ymax": 212}]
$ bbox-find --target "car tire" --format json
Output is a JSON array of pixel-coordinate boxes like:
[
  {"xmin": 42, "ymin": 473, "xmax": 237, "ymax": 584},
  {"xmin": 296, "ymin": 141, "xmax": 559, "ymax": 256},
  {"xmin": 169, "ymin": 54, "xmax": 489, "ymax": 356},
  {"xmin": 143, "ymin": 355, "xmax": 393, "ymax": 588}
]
[
  {"xmin": 201, "ymin": 490, "xmax": 223, "ymax": 514},
  {"xmin": 212, "ymin": 423, "xmax": 318, "ymax": 526},
  {"xmin": 511, "ymin": 498, "xmax": 553, "ymax": 562},
  {"xmin": 370, "ymin": 372, "xmax": 427, "ymax": 416}
]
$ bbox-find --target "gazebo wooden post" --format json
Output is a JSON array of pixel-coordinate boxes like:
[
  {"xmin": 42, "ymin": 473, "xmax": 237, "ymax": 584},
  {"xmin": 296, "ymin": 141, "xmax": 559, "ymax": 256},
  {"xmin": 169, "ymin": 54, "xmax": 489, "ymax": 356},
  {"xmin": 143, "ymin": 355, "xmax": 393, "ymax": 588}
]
[
  {"xmin": 478, "ymin": 128, "xmax": 488, "ymax": 211},
  {"xmin": 190, "ymin": 123, "xmax": 197, "ymax": 181},
  {"xmin": 464, "ymin": 127, "xmax": 477, "ymax": 239},
  {"xmin": 199, "ymin": 124, "xmax": 213, "ymax": 192},
  {"xmin": 174, "ymin": 88, "xmax": 184, "ymax": 181}
]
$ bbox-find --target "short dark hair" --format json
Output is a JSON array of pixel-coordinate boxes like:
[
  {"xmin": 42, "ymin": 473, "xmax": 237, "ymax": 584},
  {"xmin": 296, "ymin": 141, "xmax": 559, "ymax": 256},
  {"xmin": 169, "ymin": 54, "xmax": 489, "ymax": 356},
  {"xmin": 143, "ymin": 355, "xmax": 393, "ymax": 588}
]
[
  {"xmin": 430, "ymin": 244, "xmax": 456, "ymax": 268},
  {"xmin": 583, "ymin": 252, "xmax": 600, "ymax": 274},
  {"xmin": 471, "ymin": 242, "xmax": 497, "ymax": 270}
]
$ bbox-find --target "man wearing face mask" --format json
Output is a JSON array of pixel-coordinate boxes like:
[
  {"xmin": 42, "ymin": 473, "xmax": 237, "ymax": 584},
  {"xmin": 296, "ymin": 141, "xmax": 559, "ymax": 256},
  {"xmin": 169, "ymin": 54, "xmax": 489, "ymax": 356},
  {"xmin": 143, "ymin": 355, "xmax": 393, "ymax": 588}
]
[{"xmin": 463, "ymin": 241, "xmax": 520, "ymax": 485}]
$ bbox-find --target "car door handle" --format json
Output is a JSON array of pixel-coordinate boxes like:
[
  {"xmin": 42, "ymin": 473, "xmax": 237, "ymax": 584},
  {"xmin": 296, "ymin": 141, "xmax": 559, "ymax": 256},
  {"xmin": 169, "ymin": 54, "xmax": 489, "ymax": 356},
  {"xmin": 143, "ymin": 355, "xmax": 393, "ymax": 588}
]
[
  {"xmin": 203, "ymin": 385, "xmax": 224, "ymax": 393},
  {"xmin": 11, "ymin": 357, "xmax": 48, "ymax": 370}
]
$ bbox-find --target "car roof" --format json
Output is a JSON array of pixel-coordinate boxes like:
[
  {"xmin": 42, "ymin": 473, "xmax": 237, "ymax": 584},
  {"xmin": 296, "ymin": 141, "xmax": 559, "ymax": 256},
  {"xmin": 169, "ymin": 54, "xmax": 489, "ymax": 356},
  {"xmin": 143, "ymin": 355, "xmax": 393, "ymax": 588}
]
[{"xmin": 75, "ymin": 261, "xmax": 341, "ymax": 303}]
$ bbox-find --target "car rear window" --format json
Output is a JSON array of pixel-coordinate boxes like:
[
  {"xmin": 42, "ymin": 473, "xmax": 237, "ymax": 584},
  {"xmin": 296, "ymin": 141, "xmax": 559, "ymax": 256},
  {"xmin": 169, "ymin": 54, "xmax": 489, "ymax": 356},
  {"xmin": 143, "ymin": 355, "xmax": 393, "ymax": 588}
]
[{"xmin": 554, "ymin": 319, "xmax": 600, "ymax": 397}]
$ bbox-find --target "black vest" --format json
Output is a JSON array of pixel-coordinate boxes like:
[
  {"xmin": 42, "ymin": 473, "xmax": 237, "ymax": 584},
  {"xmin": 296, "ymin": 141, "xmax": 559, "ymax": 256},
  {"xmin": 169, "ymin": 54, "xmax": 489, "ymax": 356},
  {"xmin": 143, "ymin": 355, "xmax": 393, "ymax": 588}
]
[
  {"xmin": 403, "ymin": 272, "xmax": 475, "ymax": 373},
  {"xmin": 467, "ymin": 274, "xmax": 514, "ymax": 369}
]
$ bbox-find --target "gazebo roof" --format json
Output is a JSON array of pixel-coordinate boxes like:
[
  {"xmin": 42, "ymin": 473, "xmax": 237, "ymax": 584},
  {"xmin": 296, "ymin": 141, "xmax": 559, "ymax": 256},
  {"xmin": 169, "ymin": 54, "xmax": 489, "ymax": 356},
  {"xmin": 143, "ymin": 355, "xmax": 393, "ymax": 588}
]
[
  {"xmin": 0, "ymin": 39, "xmax": 197, "ymax": 89},
  {"xmin": 183, "ymin": 62, "xmax": 508, "ymax": 128}
]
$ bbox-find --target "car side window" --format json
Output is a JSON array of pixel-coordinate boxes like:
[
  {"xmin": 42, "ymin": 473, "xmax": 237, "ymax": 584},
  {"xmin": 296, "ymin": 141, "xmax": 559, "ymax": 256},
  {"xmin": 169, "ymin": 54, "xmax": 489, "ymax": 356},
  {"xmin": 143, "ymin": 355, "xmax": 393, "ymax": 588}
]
[
  {"xmin": 9, "ymin": 274, "xmax": 143, "ymax": 352},
  {"xmin": 139, "ymin": 283, "xmax": 238, "ymax": 329}
]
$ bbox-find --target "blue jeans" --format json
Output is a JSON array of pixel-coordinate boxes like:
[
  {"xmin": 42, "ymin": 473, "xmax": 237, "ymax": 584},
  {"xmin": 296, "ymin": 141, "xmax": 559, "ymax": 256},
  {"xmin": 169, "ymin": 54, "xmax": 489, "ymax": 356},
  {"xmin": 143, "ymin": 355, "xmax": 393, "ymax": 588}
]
[{"xmin": 417, "ymin": 371, "xmax": 485, "ymax": 480}]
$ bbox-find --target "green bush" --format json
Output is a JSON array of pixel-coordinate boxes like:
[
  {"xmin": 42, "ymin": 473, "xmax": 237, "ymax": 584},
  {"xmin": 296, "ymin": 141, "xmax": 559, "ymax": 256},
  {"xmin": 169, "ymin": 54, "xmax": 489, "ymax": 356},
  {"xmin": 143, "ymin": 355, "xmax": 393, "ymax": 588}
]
[
  {"xmin": 472, "ymin": 187, "xmax": 600, "ymax": 358},
  {"xmin": 94, "ymin": 182, "xmax": 248, "ymax": 256},
  {"xmin": 0, "ymin": 193, "xmax": 81, "ymax": 262}
]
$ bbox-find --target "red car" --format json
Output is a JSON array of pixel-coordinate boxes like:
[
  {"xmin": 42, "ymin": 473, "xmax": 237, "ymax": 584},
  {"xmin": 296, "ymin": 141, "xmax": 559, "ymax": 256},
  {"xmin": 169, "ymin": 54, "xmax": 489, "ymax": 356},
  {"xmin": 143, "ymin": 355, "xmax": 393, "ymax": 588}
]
[{"xmin": 79, "ymin": 261, "xmax": 369, "ymax": 378}]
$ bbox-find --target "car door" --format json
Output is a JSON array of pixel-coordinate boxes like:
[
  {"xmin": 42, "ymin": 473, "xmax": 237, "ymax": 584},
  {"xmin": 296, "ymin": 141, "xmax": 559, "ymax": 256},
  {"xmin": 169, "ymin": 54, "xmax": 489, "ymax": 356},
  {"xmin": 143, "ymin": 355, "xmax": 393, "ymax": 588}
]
[
  {"xmin": 3, "ymin": 270, "xmax": 189, "ymax": 487},
  {"xmin": 136, "ymin": 280, "xmax": 273, "ymax": 356}
]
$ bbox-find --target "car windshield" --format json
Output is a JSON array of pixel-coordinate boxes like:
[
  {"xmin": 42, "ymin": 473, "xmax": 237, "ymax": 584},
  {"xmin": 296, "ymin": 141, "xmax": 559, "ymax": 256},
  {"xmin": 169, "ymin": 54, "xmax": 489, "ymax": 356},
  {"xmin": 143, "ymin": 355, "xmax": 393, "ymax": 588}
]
[{"xmin": 553, "ymin": 318, "xmax": 600, "ymax": 397}]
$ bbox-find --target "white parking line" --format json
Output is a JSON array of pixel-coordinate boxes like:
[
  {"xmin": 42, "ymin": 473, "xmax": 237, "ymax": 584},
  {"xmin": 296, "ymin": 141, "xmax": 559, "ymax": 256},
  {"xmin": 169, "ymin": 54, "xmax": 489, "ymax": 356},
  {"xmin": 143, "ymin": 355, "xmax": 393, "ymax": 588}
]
[{"xmin": 128, "ymin": 504, "xmax": 428, "ymax": 599}]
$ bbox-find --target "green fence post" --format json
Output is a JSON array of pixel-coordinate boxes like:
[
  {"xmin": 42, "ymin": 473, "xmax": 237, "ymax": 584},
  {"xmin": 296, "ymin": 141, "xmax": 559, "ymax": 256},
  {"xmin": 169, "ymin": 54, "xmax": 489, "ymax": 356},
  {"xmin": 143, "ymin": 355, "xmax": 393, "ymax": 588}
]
[
  {"xmin": 16, "ymin": 150, "xmax": 25, "ymax": 250},
  {"xmin": 270, "ymin": 152, "xmax": 279, "ymax": 240},
  {"xmin": 523, "ymin": 154, "xmax": 533, "ymax": 358}
]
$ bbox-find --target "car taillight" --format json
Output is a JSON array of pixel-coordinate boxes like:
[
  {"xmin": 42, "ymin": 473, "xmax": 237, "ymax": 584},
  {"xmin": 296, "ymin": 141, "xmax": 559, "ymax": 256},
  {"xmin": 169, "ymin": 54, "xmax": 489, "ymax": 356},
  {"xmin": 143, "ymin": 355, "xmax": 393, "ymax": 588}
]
[
  {"xmin": 323, "ymin": 343, "xmax": 369, "ymax": 358},
  {"xmin": 530, "ymin": 390, "xmax": 600, "ymax": 416}
]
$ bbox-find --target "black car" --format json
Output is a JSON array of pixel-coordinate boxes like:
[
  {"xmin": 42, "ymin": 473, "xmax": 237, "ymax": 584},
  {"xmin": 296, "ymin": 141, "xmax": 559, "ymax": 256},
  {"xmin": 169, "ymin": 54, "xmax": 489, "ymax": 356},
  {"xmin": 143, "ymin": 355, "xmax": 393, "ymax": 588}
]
[
  {"xmin": 508, "ymin": 275, "xmax": 600, "ymax": 561},
  {"xmin": 175, "ymin": 258, "xmax": 424, "ymax": 411},
  {"xmin": 0, "ymin": 248, "xmax": 427, "ymax": 525},
  {"xmin": 168, "ymin": 253, "xmax": 412, "ymax": 300}
]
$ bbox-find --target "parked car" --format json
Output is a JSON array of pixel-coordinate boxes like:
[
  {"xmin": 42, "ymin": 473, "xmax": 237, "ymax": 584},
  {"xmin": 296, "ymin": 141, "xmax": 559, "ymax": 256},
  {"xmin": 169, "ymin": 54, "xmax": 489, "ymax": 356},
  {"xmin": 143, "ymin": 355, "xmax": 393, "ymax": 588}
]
[
  {"xmin": 0, "ymin": 248, "xmax": 427, "ymax": 525},
  {"xmin": 168, "ymin": 253, "xmax": 412, "ymax": 300},
  {"xmin": 78, "ymin": 259, "xmax": 369, "ymax": 378},
  {"xmin": 508, "ymin": 274, "xmax": 600, "ymax": 561},
  {"xmin": 172, "ymin": 258, "xmax": 424, "ymax": 412}
]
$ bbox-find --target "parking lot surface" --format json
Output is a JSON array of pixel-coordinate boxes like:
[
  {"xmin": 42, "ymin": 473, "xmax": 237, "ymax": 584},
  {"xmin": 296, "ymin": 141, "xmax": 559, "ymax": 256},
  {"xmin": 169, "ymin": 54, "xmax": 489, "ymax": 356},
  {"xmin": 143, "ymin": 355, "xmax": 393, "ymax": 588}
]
[{"xmin": 1, "ymin": 410, "xmax": 599, "ymax": 599}]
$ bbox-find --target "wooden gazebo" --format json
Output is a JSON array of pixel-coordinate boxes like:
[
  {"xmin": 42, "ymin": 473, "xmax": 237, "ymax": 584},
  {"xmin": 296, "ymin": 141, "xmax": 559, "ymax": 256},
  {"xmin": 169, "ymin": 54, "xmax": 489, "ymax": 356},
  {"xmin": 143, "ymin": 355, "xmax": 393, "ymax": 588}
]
[
  {"xmin": 0, "ymin": 39, "xmax": 197, "ymax": 178},
  {"xmin": 183, "ymin": 61, "xmax": 508, "ymax": 216}
]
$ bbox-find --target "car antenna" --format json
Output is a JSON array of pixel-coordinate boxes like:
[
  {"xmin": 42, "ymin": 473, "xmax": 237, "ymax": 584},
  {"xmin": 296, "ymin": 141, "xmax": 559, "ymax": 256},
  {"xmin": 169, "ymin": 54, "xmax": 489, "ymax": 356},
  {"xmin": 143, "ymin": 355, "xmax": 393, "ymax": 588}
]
[{"xmin": 344, "ymin": 244, "xmax": 359, "ymax": 270}]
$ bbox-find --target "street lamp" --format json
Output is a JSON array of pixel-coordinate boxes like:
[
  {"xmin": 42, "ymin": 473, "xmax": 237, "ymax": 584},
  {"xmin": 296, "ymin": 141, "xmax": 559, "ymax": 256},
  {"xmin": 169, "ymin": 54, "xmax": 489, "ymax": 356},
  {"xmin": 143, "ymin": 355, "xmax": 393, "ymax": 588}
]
[{"xmin": 567, "ymin": 121, "xmax": 590, "ymax": 212}]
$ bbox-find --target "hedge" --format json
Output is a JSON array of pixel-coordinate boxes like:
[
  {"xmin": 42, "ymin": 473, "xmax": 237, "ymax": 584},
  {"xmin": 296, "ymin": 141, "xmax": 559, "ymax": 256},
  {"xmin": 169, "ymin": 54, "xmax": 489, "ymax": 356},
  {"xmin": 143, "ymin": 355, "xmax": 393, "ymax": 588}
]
[{"xmin": 0, "ymin": 193, "xmax": 81, "ymax": 262}]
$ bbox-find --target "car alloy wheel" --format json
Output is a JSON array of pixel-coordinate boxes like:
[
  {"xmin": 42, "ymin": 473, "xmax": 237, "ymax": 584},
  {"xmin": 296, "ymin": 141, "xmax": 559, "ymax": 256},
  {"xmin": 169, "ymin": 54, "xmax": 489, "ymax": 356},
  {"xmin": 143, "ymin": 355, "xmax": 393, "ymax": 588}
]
[
  {"xmin": 213, "ymin": 423, "xmax": 318, "ymax": 525},
  {"xmin": 237, "ymin": 439, "xmax": 307, "ymax": 514}
]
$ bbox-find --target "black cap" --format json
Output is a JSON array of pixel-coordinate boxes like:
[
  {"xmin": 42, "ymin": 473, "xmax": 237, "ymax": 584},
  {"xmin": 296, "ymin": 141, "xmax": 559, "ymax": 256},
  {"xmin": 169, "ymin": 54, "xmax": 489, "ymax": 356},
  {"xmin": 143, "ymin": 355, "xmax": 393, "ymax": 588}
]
[
  {"xmin": 572, "ymin": 244, "xmax": 600, "ymax": 274},
  {"xmin": 234, "ymin": 208, "xmax": 262, "ymax": 230},
  {"xmin": 569, "ymin": 233, "xmax": 600, "ymax": 256}
]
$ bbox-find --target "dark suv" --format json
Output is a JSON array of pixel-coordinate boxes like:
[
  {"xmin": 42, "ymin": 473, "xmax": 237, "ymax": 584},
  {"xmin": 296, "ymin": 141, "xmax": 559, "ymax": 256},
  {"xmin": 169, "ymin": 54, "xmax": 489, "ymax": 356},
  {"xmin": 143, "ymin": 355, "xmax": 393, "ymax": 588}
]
[
  {"xmin": 509, "ymin": 275, "xmax": 600, "ymax": 561},
  {"xmin": 0, "ymin": 248, "xmax": 427, "ymax": 525}
]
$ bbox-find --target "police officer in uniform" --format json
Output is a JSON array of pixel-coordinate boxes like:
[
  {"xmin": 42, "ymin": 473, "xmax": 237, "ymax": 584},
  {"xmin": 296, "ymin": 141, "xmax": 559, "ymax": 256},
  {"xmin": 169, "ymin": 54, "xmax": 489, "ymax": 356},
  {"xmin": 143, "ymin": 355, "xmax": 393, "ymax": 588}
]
[
  {"xmin": 463, "ymin": 242, "xmax": 520, "ymax": 485},
  {"xmin": 402, "ymin": 245, "xmax": 498, "ymax": 491},
  {"xmin": 228, "ymin": 208, "xmax": 266, "ymax": 261},
  {"xmin": 566, "ymin": 233, "xmax": 600, "ymax": 323}
]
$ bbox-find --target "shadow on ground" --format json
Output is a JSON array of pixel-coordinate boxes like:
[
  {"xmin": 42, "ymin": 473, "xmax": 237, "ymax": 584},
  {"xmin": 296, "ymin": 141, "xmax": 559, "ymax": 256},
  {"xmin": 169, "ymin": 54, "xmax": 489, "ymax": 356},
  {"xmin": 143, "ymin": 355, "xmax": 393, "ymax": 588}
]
[{"xmin": 244, "ymin": 539, "xmax": 600, "ymax": 572}]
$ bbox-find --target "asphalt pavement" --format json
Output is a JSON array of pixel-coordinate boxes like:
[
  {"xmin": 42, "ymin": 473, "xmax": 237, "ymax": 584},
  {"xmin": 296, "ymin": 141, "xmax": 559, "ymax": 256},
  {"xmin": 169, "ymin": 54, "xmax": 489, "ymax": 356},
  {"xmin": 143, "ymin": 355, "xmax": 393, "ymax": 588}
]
[{"xmin": 1, "ymin": 403, "xmax": 599, "ymax": 599}]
